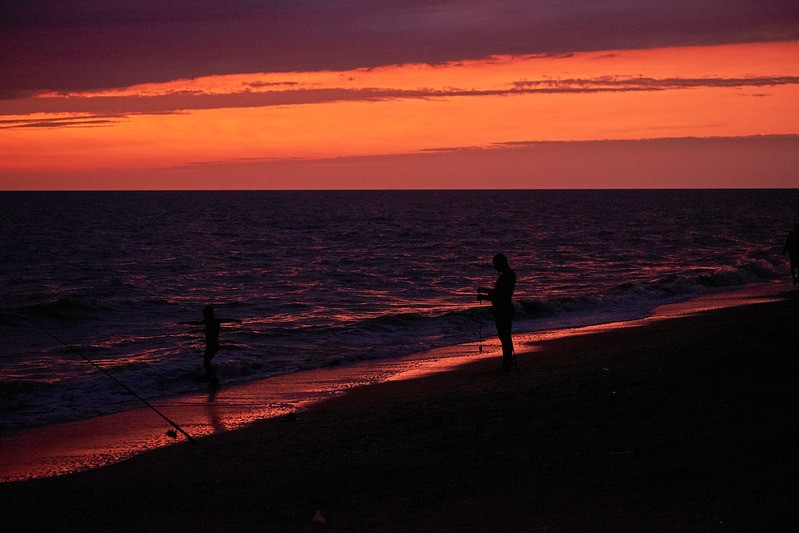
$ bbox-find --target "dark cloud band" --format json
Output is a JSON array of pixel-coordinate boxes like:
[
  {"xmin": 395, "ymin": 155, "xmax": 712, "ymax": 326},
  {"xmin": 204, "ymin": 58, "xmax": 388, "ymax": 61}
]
[{"xmin": 3, "ymin": 1, "xmax": 798, "ymax": 93}]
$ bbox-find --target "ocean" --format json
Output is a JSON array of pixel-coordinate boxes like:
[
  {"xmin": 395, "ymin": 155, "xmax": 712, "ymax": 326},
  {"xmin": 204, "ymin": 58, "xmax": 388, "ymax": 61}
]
[{"xmin": 1, "ymin": 189, "xmax": 797, "ymax": 430}]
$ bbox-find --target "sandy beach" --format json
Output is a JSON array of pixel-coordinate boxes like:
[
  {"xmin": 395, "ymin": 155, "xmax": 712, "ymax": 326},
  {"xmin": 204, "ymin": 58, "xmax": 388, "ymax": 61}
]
[{"xmin": 2, "ymin": 289, "xmax": 798, "ymax": 531}]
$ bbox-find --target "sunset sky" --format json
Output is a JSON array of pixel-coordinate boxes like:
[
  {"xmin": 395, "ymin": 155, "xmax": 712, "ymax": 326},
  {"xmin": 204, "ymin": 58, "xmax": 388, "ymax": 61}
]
[{"xmin": 2, "ymin": 1, "xmax": 798, "ymax": 190}]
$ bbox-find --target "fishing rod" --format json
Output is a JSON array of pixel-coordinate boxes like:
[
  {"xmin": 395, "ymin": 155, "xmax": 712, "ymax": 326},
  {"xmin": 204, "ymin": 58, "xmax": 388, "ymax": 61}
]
[{"xmin": 8, "ymin": 312, "xmax": 199, "ymax": 445}]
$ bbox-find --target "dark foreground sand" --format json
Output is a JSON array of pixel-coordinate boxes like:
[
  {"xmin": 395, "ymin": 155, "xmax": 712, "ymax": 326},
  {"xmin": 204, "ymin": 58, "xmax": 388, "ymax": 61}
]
[{"xmin": 3, "ymin": 293, "xmax": 798, "ymax": 532}]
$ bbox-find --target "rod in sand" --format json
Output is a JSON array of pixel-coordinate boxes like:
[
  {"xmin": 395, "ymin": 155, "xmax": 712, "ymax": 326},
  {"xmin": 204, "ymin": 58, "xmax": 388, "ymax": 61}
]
[{"xmin": 9, "ymin": 313, "xmax": 199, "ymax": 445}]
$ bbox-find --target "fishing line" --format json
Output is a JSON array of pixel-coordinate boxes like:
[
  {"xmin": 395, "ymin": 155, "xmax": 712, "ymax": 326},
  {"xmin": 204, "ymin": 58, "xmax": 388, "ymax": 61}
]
[
  {"xmin": 477, "ymin": 312, "xmax": 484, "ymax": 353},
  {"xmin": 474, "ymin": 308, "xmax": 519, "ymax": 370},
  {"xmin": 8, "ymin": 312, "xmax": 199, "ymax": 445}
]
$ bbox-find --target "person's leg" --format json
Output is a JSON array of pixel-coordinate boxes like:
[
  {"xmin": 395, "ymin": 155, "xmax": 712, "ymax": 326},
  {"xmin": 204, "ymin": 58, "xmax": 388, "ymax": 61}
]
[
  {"xmin": 204, "ymin": 345, "xmax": 219, "ymax": 383},
  {"xmin": 495, "ymin": 317, "xmax": 514, "ymax": 370}
]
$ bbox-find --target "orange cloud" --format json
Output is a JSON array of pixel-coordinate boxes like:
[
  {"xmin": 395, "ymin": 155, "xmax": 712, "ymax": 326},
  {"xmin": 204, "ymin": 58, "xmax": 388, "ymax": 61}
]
[{"xmin": 1, "ymin": 41, "xmax": 797, "ymax": 185}]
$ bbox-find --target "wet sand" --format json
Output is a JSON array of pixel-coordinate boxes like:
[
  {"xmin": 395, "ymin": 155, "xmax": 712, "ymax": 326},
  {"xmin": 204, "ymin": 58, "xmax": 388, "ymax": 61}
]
[
  {"xmin": 0, "ymin": 330, "xmax": 520, "ymax": 482},
  {"xmin": 2, "ymin": 289, "xmax": 798, "ymax": 531}
]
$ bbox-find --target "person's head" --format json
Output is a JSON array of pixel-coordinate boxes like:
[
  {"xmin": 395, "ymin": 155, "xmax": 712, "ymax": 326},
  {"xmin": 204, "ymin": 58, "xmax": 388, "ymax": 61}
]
[
  {"xmin": 203, "ymin": 305, "xmax": 215, "ymax": 320},
  {"xmin": 492, "ymin": 253, "xmax": 510, "ymax": 272}
]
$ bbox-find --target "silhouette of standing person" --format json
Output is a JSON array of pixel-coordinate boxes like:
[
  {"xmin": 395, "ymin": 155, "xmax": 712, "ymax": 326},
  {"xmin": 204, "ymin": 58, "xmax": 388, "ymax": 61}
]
[
  {"xmin": 477, "ymin": 253, "xmax": 517, "ymax": 371},
  {"xmin": 180, "ymin": 305, "xmax": 241, "ymax": 386},
  {"xmin": 784, "ymin": 223, "xmax": 799, "ymax": 286}
]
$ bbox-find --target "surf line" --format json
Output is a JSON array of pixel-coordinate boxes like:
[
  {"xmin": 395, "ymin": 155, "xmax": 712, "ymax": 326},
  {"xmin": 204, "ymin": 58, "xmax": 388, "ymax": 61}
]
[{"xmin": 9, "ymin": 313, "xmax": 199, "ymax": 445}]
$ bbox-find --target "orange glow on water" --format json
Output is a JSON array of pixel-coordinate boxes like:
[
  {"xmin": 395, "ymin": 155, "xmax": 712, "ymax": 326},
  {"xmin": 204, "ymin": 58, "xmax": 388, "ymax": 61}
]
[{"xmin": 1, "ymin": 284, "xmax": 780, "ymax": 481}]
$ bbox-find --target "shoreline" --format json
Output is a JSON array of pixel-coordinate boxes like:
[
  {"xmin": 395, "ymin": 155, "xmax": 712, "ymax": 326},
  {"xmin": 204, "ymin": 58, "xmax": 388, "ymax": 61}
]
[
  {"xmin": 1, "ymin": 287, "xmax": 797, "ymax": 530},
  {"xmin": 0, "ymin": 281, "xmax": 791, "ymax": 483}
]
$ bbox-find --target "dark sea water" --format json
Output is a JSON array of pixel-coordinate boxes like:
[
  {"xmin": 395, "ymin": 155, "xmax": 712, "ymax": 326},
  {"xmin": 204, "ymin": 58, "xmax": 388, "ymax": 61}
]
[{"xmin": 1, "ymin": 190, "xmax": 797, "ymax": 429}]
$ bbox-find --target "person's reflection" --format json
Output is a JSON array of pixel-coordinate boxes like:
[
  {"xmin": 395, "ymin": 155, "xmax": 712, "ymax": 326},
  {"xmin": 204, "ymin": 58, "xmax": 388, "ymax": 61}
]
[{"xmin": 205, "ymin": 386, "xmax": 225, "ymax": 433}]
